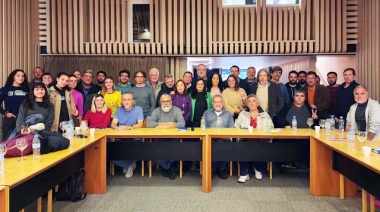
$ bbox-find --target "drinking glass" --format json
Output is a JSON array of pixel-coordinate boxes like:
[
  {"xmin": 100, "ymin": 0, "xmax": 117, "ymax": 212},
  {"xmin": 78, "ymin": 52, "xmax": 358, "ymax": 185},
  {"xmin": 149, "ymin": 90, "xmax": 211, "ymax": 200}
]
[
  {"xmin": 216, "ymin": 117, "xmax": 222, "ymax": 132},
  {"xmin": 319, "ymin": 119, "xmax": 326, "ymax": 134},
  {"xmin": 0, "ymin": 144, "xmax": 7, "ymax": 156},
  {"xmin": 16, "ymin": 138, "xmax": 28, "ymax": 161},
  {"xmin": 306, "ymin": 118, "xmax": 313, "ymax": 132},
  {"xmin": 80, "ymin": 121, "xmax": 88, "ymax": 138},
  {"xmin": 357, "ymin": 131, "xmax": 367, "ymax": 150},
  {"xmin": 59, "ymin": 121, "xmax": 68, "ymax": 134}
]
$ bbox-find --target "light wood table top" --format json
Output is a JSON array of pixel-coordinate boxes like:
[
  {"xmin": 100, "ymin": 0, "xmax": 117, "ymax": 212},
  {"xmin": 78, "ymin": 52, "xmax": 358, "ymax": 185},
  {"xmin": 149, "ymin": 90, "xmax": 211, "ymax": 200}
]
[
  {"xmin": 0, "ymin": 134, "xmax": 104, "ymax": 188},
  {"xmin": 311, "ymin": 132, "xmax": 380, "ymax": 174},
  {"xmin": 98, "ymin": 128, "xmax": 206, "ymax": 138},
  {"xmin": 206, "ymin": 128, "xmax": 311, "ymax": 139}
]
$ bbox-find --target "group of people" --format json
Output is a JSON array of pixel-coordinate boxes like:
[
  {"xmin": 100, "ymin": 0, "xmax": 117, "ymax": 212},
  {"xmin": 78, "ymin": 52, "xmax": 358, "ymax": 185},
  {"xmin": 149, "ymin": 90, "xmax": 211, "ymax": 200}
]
[{"xmin": 1, "ymin": 64, "xmax": 379, "ymax": 182}]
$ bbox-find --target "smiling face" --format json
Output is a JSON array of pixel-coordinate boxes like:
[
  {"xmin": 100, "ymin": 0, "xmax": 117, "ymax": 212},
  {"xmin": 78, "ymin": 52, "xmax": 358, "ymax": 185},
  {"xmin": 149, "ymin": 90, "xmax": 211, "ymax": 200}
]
[
  {"xmin": 230, "ymin": 67, "xmax": 239, "ymax": 78},
  {"xmin": 165, "ymin": 77, "xmax": 175, "ymax": 88},
  {"xmin": 160, "ymin": 95, "xmax": 173, "ymax": 112},
  {"xmin": 211, "ymin": 74, "xmax": 220, "ymax": 86},
  {"xmin": 288, "ymin": 73, "xmax": 298, "ymax": 85},
  {"xmin": 94, "ymin": 96, "xmax": 105, "ymax": 109},
  {"xmin": 183, "ymin": 73, "xmax": 192, "ymax": 84},
  {"xmin": 13, "ymin": 71, "xmax": 25, "ymax": 86},
  {"xmin": 68, "ymin": 76, "xmax": 78, "ymax": 89},
  {"xmin": 246, "ymin": 96, "xmax": 260, "ymax": 111},
  {"xmin": 122, "ymin": 93, "xmax": 134, "ymax": 111},
  {"xmin": 196, "ymin": 80, "xmax": 205, "ymax": 92},
  {"xmin": 56, "ymin": 75, "xmax": 69, "ymax": 88},
  {"xmin": 307, "ymin": 74, "xmax": 316, "ymax": 87},
  {"xmin": 271, "ymin": 70, "xmax": 282, "ymax": 82},
  {"xmin": 212, "ymin": 96, "xmax": 224, "ymax": 112},
  {"xmin": 104, "ymin": 78, "xmax": 114, "ymax": 89},
  {"xmin": 176, "ymin": 81, "xmax": 185, "ymax": 94},
  {"xmin": 34, "ymin": 86, "xmax": 46, "ymax": 100},
  {"xmin": 258, "ymin": 71, "xmax": 268, "ymax": 84},
  {"xmin": 354, "ymin": 87, "xmax": 369, "ymax": 104},
  {"xmin": 42, "ymin": 75, "xmax": 53, "ymax": 87},
  {"xmin": 149, "ymin": 70, "xmax": 159, "ymax": 83},
  {"xmin": 247, "ymin": 68, "xmax": 256, "ymax": 80},
  {"xmin": 227, "ymin": 76, "xmax": 236, "ymax": 89}
]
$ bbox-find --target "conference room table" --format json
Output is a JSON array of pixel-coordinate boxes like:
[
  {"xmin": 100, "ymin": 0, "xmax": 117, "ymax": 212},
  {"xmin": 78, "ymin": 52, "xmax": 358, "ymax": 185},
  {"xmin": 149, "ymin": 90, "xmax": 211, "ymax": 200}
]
[
  {"xmin": 1, "ymin": 127, "xmax": 380, "ymax": 211},
  {"xmin": 0, "ymin": 134, "xmax": 106, "ymax": 212}
]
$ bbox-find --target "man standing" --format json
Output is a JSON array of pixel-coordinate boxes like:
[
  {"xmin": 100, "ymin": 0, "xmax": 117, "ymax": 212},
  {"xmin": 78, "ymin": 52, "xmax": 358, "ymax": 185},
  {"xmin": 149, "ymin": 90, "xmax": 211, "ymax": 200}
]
[
  {"xmin": 29, "ymin": 67, "xmax": 44, "ymax": 88},
  {"xmin": 111, "ymin": 93, "xmax": 144, "ymax": 178},
  {"xmin": 346, "ymin": 85, "xmax": 380, "ymax": 141},
  {"xmin": 335, "ymin": 68, "xmax": 360, "ymax": 125},
  {"xmin": 270, "ymin": 66, "xmax": 290, "ymax": 104},
  {"xmin": 326, "ymin": 72, "xmax": 339, "ymax": 117},
  {"xmin": 297, "ymin": 71, "xmax": 307, "ymax": 87},
  {"xmin": 245, "ymin": 66, "xmax": 257, "ymax": 87},
  {"xmin": 96, "ymin": 71, "xmax": 107, "ymax": 88},
  {"xmin": 191, "ymin": 64, "xmax": 208, "ymax": 87},
  {"xmin": 302, "ymin": 72, "xmax": 330, "ymax": 119},
  {"xmin": 285, "ymin": 70, "xmax": 301, "ymax": 102},
  {"xmin": 75, "ymin": 70, "xmax": 101, "ymax": 113},
  {"xmin": 128, "ymin": 71, "xmax": 155, "ymax": 120},
  {"xmin": 115, "ymin": 69, "xmax": 134, "ymax": 94},
  {"xmin": 224, "ymin": 65, "xmax": 250, "ymax": 94},
  {"xmin": 156, "ymin": 74, "xmax": 175, "ymax": 107},
  {"xmin": 203, "ymin": 94, "xmax": 234, "ymax": 179},
  {"xmin": 146, "ymin": 68, "xmax": 163, "ymax": 99},
  {"xmin": 183, "ymin": 71, "xmax": 193, "ymax": 92},
  {"xmin": 147, "ymin": 94, "xmax": 185, "ymax": 180}
]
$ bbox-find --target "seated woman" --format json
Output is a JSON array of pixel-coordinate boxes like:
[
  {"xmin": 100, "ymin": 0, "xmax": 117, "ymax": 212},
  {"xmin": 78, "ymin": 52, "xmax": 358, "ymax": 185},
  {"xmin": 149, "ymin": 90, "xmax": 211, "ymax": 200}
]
[
  {"xmin": 15, "ymin": 82, "xmax": 54, "ymax": 135},
  {"xmin": 83, "ymin": 94, "xmax": 111, "ymax": 128},
  {"xmin": 234, "ymin": 94, "xmax": 274, "ymax": 183}
]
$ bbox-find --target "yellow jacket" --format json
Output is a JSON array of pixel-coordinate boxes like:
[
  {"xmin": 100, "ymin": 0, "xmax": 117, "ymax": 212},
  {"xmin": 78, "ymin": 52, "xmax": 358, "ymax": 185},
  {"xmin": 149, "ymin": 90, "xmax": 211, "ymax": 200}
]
[{"xmin": 49, "ymin": 86, "xmax": 76, "ymax": 132}]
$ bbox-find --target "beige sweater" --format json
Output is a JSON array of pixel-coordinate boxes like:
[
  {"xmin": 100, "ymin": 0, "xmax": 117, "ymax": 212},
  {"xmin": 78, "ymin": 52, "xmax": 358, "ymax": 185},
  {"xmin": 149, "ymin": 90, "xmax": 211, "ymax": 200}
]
[{"xmin": 222, "ymin": 88, "xmax": 247, "ymax": 115}]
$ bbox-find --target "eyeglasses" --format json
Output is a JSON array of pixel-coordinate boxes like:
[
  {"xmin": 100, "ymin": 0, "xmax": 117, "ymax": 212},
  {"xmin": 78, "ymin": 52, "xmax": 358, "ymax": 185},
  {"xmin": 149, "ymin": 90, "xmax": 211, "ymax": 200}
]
[
  {"xmin": 120, "ymin": 74, "xmax": 129, "ymax": 77},
  {"xmin": 135, "ymin": 76, "xmax": 144, "ymax": 78},
  {"xmin": 160, "ymin": 100, "xmax": 172, "ymax": 103}
]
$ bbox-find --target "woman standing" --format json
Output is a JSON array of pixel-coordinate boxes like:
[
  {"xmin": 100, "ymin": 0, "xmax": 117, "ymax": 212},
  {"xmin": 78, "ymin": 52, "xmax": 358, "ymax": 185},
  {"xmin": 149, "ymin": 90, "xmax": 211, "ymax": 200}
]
[
  {"xmin": 50, "ymin": 73, "xmax": 78, "ymax": 133},
  {"xmin": 0, "ymin": 69, "xmax": 29, "ymax": 140},
  {"xmin": 222, "ymin": 75, "xmax": 247, "ymax": 119},
  {"xmin": 234, "ymin": 94, "xmax": 274, "ymax": 183},
  {"xmin": 99, "ymin": 76, "xmax": 121, "ymax": 118},
  {"xmin": 189, "ymin": 79, "xmax": 212, "ymax": 127},
  {"xmin": 83, "ymin": 94, "xmax": 111, "ymax": 128},
  {"xmin": 73, "ymin": 70, "xmax": 82, "ymax": 85},
  {"xmin": 206, "ymin": 73, "xmax": 224, "ymax": 97},
  {"xmin": 171, "ymin": 80, "xmax": 192, "ymax": 125},
  {"xmin": 16, "ymin": 82, "xmax": 54, "ymax": 133},
  {"xmin": 68, "ymin": 75, "xmax": 84, "ymax": 125}
]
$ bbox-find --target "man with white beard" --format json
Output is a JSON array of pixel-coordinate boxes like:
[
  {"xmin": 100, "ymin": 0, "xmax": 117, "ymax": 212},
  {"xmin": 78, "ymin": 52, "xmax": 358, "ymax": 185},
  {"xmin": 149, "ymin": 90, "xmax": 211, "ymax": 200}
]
[{"xmin": 147, "ymin": 94, "xmax": 185, "ymax": 180}]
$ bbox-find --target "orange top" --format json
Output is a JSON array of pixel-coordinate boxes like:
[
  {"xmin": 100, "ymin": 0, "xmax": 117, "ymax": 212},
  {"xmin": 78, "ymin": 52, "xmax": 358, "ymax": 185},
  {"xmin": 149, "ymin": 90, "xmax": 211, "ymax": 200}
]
[{"xmin": 308, "ymin": 86, "xmax": 316, "ymax": 106}]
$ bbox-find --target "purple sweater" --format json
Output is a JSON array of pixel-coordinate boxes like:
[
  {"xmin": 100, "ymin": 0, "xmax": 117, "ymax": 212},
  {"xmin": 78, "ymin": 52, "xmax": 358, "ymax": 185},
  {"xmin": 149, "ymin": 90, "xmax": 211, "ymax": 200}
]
[{"xmin": 171, "ymin": 93, "xmax": 192, "ymax": 122}]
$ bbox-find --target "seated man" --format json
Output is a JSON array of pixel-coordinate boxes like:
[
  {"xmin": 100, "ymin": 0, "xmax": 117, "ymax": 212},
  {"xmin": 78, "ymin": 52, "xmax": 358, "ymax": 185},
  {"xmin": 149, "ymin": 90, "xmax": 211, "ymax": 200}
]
[
  {"xmin": 111, "ymin": 93, "xmax": 143, "ymax": 178},
  {"xmin": 346, "ymin": 85, "xmax": 380, "ymax": 141},
  {"xmin": 281, "ymin": 90, "xmax": 318, "ymax": 168},
  {"xmin": 146, "ymin": 94, "xmax": 185, "ymax": 180},
  {"xmin": 203, "ymin": 94, "xmax": 234, "ymax": 179}
]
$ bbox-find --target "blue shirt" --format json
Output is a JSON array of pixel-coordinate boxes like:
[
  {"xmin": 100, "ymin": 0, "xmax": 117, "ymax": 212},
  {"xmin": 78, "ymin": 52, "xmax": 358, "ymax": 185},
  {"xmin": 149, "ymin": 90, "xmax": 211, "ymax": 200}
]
[
  {"xmin": 279, "ymin": 82, "xmax": 290, "ymax": 104},
  {"xmin": 113, "ymin": 105, "xmax": 144, "ymax": 126},
  {"xmin": 203, "ymin": 109, "xmax": 234, "ymax": 128}
]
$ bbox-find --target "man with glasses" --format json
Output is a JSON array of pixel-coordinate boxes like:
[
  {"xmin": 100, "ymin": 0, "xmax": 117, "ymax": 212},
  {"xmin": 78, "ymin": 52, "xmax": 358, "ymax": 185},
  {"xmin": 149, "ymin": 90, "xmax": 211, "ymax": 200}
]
[
  {"xmin": 116, "ymin": 69, "xmax": 134, "ymax": 94},
  {"xmin": 147, "ymin": 94, "xmax": 185, "ymax": 180},
  {"xmin": 129, "ymin": 71, "xmax": 155, "ymax": 120}
]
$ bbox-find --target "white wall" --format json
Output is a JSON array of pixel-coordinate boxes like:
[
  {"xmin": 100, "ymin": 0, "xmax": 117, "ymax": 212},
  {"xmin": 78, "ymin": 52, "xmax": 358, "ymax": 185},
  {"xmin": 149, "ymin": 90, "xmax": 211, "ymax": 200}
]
[{"xmin": 316, "ymin": 55, "xmax": 357, "ymax": 85}]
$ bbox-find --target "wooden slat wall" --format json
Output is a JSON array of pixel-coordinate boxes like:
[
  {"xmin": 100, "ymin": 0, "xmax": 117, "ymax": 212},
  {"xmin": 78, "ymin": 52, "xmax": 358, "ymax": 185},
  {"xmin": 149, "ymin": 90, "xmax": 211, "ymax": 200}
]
[
  {"xmin": 0, "ymin": 0, "xmax": 41, "ymax": 84},
  {"xmin": 357, "ymin": 0, "xmax": 380, "ymax": 101},
  {"xmin": 275, "ymin": 57, "xmax": 316, "ymax": 82},
  {"xmin": 38, "ymin": 0, "xmax": 358, "ymax": 55}
]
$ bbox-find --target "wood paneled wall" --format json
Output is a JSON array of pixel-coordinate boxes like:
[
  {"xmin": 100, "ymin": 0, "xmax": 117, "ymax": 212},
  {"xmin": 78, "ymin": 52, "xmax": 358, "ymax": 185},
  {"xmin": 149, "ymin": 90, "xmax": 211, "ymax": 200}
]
[
  {"xmin": 357, "ymin": 0, "xmax": 380, "ymax": 101},
  {"xmin": 275, "ymin": 56, "xmax": 317, "ymax": 83},
  {"xmin": 0, "ymin": 0, "xmax": 42, "ymax": 83},
  {"xmin": 38, "ymin": 0, "xmax": 358, "ymax": 55}
]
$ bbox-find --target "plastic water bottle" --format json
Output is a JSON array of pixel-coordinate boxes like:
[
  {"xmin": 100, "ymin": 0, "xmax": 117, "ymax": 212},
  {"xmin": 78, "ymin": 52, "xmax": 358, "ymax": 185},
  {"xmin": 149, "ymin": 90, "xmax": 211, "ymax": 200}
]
[
  {"xmin": 0, "ymin": 144, "xmax": 5, "ymax": 174},
  {"xmin": 330, "ymin": 115, "xmax": 335, "ymax": 131},
  {"xmin": 325, "ymin": 119, "xmax": 331, "ymax": 136},
  {"xmin": 32, "ymin": 134, "xmax": 41, "ymax": 159},
  {"xmin": 339, "ymin": 116, "xmax": 345, "ymax": 133},
  {"xmin": 347, "ymin": 127, "xmax": 355, "ymax": 149},
  {"xmin": 200, "ymin": 116, "xmax": 206, "ymax": 132},
  {"xmin": 66, "ymin": 120, "xmax": 74, "ymax": 140},
  {"xmin": 291, "ymin": 116, "xmax": 297, "ymax": 132}
]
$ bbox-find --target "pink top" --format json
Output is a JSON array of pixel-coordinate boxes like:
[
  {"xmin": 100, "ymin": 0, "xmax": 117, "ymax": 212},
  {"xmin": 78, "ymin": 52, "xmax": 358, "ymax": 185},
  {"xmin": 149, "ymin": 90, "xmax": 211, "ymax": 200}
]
[{"xmin": 71, "ymin": 89, "xmax": 84, "ymax": 117}]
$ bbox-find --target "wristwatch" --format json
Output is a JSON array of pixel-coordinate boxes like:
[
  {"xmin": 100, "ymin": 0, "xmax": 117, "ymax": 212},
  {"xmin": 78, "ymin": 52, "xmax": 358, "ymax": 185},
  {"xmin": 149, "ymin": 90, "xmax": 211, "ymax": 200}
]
[{"xmin": 130, "ymin": 126, "xmax": 134, "ymax": 130}]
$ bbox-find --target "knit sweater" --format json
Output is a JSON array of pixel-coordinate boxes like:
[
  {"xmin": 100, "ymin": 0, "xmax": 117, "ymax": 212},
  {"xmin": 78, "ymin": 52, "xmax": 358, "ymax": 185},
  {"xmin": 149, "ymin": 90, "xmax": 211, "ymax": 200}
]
[
  {"xmin": 221, "ymin": 88, "xmax": 247, "ymax": 115},
  {"xmin": 83, "ymin": 108, "xmax": 112, "ymax": 128},
  {"xmin": 129, "ymin": 85, "xmax": 156, "ymax": 118},
  {"xmin": 171, "ymin": 93, "xmax": 192, "ymax": 122},
  {"xmin": 16, "ymin": 102, "xmax": 55, "ymax": 132}
]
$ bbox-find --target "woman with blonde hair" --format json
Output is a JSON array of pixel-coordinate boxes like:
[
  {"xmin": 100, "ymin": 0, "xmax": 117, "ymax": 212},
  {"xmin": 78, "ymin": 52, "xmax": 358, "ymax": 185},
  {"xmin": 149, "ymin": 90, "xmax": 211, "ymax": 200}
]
[
  {"xmin": 99, "ymin": 76, "xmax": 121, "ymax": 118},
  {"xmin": 83, "ymin": 94, "xmax": 111, "ymax": 128}
]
